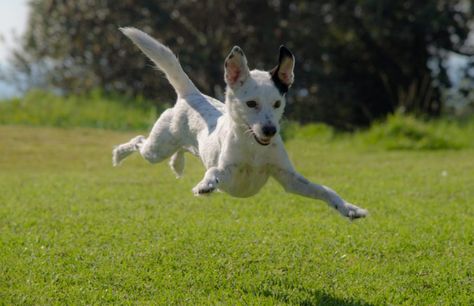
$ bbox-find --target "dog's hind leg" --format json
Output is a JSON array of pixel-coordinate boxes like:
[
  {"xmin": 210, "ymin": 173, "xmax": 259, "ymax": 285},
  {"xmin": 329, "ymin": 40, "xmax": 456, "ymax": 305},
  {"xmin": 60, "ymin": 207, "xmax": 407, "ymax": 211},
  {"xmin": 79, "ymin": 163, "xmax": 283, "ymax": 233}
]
[
  {"xmin": 137, "ymin": 108, "xmax": 181, "ymax": 165},
  {"xmin": 169, "ymin": 150, "xmax": 185, "ymax": 178},
  {"xmin": 112, "ymin": 135, "xmax": 146, "ymax": 166},
  {"xmin": 113, "ymin": 108, "xmax": 180, "ymax": 166}
]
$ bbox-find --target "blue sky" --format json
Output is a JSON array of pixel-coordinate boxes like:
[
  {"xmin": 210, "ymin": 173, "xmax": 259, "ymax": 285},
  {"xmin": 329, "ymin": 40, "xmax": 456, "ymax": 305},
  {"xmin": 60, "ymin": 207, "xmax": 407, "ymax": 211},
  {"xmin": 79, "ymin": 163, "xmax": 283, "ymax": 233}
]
[
  {"xmin": 0, "ymin": 0, "xmax": 28, "ymax": 62},
  {"xmin": 0, "ymin": 0, "xmax": 29, "ymax": 98}
]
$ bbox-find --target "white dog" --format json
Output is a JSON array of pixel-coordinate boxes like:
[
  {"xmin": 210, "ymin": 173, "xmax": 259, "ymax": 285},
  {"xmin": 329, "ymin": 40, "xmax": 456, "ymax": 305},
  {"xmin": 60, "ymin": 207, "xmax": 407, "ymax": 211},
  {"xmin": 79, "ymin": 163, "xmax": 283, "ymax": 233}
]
[{"xmin": 113, "ymin": 28, "xmax": 367, "ymax": 220}]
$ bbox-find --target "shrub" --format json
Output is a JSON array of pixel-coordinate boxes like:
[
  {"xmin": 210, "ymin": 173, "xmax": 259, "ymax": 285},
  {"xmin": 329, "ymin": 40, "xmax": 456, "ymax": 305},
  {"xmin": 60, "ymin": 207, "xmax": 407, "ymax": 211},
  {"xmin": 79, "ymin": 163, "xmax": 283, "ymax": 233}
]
[
  {"xmin": 0, "ymin": 90, "xmax": 162, "ymax": 130},
  {"xmin": 281, "ymin": 121, "xmax": 334, "ymax": 142},
  {"xmin": 357, "ymin": 113, "xmax": 472, "ymax": 150}
]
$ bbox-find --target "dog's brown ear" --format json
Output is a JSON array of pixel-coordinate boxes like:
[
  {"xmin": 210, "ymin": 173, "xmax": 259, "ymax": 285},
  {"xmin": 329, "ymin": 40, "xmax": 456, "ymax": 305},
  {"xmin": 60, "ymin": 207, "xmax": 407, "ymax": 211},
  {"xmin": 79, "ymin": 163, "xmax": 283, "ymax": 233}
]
[
  {"xmin": 270, "ymin": 45, "xmax": 295, "ymax": 94},
  {"xmin": 224, "ymin": 46, "xmax": 250, "ymax": 89}
]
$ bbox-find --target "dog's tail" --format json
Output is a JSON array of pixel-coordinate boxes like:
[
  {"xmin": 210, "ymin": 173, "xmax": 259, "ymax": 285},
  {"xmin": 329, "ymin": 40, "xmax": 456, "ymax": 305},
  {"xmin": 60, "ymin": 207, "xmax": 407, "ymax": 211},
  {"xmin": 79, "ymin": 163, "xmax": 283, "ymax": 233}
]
[{"xmin": 120, "ymin": 27, "xmax": 199, "ymax": 97}]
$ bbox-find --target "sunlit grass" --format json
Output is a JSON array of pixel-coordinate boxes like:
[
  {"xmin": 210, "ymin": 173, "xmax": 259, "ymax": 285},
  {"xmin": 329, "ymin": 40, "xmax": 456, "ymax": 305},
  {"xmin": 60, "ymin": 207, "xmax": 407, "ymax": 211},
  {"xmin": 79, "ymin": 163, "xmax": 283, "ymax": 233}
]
[
  {"xmin": 2, "ymin": 91, "xmax": 473, "ymax": 151},
  {"xmin": 0, "ymin": 90, "xmax": 161, "ymax": 131},
  {"xmin": 1, "ymin": 126, "xmax": 473, "ymax": 304}
]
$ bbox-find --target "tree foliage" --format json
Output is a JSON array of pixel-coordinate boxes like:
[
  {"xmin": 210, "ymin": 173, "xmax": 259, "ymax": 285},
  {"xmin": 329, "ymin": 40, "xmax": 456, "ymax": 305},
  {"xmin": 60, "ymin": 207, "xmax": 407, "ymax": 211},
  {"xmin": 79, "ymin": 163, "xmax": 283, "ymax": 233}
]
[{"xmin": 12, "ymin": 0, "xmax": 474, "ymax": 129}]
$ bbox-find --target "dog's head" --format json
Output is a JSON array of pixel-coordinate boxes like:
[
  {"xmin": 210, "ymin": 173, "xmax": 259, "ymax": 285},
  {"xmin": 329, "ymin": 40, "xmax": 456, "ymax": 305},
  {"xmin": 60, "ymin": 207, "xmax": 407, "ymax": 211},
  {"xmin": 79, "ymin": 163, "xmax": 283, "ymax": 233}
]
[{"xmin": 224, "ymin": 45, "xmax": 295, "ymax": 146}]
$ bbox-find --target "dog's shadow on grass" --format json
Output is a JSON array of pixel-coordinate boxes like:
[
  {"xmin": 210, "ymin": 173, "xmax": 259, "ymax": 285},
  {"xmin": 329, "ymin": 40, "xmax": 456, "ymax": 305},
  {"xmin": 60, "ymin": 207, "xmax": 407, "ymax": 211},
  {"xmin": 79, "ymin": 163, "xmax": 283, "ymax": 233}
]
[{"xmin": 247, "ymin": 279, "xmax": 375, "ymax": 306}]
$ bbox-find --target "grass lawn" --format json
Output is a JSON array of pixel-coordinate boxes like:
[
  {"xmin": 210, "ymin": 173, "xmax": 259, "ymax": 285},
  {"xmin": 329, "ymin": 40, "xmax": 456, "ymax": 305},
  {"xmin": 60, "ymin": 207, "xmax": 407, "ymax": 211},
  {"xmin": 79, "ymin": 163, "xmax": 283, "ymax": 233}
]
[{"xmin": 0, "ymin": 125, "xmax": 473, "ymax": 305}]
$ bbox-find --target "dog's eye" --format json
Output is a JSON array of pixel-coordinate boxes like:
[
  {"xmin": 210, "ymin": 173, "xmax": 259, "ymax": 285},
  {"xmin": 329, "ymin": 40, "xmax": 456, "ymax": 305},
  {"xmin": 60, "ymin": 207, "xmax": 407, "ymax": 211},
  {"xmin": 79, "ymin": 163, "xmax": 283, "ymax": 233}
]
[
  {"xmin": 246, "ymin": 100, "xmax": 257, "ymax": 108},
  {"xmin": 274, "ymin": 100, "xmax": 281, "ymax": 108}
]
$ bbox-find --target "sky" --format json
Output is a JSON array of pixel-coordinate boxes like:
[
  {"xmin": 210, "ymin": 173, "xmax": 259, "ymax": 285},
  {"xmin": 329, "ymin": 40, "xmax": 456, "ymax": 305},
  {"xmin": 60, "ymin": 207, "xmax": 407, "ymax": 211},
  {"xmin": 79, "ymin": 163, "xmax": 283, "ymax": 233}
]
[
  {"xmin": 0, "ymin": 0, "xmax": 29, "ymax": 62},
  {"xmin": 0, "ymin": 0, "xmax": 29, "ymax": 98}
]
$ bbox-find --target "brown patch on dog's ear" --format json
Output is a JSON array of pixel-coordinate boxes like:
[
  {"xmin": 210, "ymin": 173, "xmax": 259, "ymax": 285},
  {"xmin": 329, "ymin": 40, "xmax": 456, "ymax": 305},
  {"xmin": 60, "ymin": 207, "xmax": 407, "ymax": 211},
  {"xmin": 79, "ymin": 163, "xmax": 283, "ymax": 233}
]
[
  {"xmin": 270, "ymin": 45, "xmax": 295, "ymax": 94},
  {"xmin": 224, "ymin": 46, "xmax": 250, "ymax": 89}
]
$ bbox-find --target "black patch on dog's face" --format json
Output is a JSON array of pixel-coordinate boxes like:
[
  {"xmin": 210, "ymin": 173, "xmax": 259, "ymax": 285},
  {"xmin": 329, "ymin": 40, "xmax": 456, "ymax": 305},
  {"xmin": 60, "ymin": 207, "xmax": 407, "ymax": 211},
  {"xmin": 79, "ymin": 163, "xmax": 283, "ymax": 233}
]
[
  {"xmin": 270, "ymin": 70, "xmax": 289, "ymax": 96},
  {"xmin": 270, "ymin": 71, "xmax": 289, "ymax": 95},
  {"xmin": 270, "ymin": 46, "xmax": 294, "ymax": 95}
]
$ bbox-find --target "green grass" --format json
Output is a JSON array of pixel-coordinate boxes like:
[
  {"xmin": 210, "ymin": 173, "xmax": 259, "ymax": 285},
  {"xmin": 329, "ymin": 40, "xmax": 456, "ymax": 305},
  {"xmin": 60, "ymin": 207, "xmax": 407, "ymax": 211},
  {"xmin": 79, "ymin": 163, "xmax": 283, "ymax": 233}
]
[
  {"xmin": 282, "ymin": 113, "xmax": 474, "ymax": 150},
  {"xmin": 0, "ymin": 90, "xmax": 161, "ymax": 131},
  {"xmin": 354, "ymin": 113, "xmax": 474, "ymax": 150},
  {"xmin": 2, "ymin": 90, "xmax": 474, "ymax": 150},
  {"xmin": 1, "ymin": 125, "xmax": 473, "ymax": 305}
]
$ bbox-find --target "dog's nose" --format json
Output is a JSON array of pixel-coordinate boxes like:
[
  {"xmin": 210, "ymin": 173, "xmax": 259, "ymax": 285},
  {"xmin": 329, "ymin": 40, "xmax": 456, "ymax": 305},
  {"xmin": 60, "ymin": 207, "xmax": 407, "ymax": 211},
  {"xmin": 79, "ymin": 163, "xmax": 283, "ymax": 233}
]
[{"xmin": 262, "ymin": 125, "xmax": 277, "ymax": 137}]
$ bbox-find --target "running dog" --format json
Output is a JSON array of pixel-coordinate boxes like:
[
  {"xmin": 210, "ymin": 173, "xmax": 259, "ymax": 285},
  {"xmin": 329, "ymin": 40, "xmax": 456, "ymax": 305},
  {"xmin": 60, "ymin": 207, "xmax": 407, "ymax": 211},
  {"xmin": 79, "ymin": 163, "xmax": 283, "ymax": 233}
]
[{"xmin": 113, "ymin": 27, "xmax": 367, "ymax": 219}]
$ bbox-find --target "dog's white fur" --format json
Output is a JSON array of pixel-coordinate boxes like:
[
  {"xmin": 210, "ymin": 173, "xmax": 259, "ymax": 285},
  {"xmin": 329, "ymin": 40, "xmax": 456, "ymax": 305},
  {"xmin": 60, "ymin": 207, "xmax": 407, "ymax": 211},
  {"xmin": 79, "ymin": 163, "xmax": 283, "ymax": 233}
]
[{"xmin": 113, "ymin": 27, "xmax": 367, "ymax": 220}]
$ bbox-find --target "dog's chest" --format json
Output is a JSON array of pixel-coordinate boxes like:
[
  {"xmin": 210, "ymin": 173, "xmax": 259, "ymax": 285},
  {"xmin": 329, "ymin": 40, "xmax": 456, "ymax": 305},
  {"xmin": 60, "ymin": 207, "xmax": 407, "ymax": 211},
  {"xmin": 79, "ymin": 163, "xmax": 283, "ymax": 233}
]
[{"xmin": 221, "ymin": 162, "xmax": 271, "ymax": 198}]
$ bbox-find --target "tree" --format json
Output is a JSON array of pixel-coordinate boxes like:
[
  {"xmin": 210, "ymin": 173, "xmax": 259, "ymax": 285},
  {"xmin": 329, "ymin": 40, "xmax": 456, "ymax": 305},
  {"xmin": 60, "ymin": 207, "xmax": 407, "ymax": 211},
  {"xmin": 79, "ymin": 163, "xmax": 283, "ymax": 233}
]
[
  {"xmin": 283, "ymin": 0, "xmax": 473, "ymax": 128},
  {"xmin": 10, "ymin": 0, "xmax": 474, "ymax": 129}
]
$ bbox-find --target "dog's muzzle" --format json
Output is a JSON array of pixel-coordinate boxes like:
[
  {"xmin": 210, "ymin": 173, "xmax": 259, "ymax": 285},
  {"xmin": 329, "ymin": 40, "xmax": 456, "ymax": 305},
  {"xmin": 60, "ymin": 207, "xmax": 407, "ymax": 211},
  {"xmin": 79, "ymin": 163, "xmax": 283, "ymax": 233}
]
[
  {"xmin": 254, "ymin": 135, "xmax": 271, "ymax": 146},
  {"xmin": 247, "ymin": 125, "xmax": 272, "ymax": 146}
]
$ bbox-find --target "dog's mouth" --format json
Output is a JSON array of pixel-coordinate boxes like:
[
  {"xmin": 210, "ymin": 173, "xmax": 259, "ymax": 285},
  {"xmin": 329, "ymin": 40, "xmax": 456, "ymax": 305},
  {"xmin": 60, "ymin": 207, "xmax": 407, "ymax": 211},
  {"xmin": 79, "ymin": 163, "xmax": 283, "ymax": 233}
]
[
  {"xmin": 254, "ymin": 135, "xmax": 271, "ymax": 146},
  {"xmin": 247, "ymin": 125, "xmax": 271, "ymax": 146}
]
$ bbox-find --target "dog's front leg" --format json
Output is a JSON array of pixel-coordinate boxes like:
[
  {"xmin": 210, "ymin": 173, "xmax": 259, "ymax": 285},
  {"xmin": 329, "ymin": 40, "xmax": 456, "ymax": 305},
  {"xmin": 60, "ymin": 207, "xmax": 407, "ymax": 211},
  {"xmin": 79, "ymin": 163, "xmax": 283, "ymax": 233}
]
[
  {"xmin": 272, "ymin": 167, "xmax": 368, "ymax": 219},
  {"xmin": 192, "ymin": 166, "xmax": 233, "ymax": 196}
]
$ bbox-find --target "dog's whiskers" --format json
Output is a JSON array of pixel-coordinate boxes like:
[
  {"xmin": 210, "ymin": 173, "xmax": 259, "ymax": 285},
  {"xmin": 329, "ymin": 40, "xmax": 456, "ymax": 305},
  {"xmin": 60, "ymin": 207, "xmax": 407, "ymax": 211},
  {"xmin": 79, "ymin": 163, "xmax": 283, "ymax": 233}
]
[
  {"xmin": 244, "ymin": 127, "xmax": 254, "ymax": 136},
  {"xmin": 117, "ymin": 27, "xmax": 367, "ymax": 220}
]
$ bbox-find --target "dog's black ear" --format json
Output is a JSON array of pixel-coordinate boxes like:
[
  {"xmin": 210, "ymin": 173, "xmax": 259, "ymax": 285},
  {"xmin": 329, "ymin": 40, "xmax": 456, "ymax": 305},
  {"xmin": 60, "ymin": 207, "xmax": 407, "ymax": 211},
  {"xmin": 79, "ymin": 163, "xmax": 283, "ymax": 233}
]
[
  {"xmin": 224, "ymin": 46, "xmax": 250, "ymax": 89},
  {"xmin": 270, "ymin": 45, "xmax": 295, "ymax": 94}
]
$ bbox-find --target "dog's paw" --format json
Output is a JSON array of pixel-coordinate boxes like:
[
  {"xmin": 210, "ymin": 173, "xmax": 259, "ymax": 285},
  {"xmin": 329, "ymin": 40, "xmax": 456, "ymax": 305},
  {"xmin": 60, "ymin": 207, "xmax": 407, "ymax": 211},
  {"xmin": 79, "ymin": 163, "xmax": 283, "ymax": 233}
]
[
  {"xmin": 337, "ymin": 202, "xmax": 368, "ymax": 220},
  {"xmin": 192, "ymin": 180, "xmax": 217, "ymax": 196}
]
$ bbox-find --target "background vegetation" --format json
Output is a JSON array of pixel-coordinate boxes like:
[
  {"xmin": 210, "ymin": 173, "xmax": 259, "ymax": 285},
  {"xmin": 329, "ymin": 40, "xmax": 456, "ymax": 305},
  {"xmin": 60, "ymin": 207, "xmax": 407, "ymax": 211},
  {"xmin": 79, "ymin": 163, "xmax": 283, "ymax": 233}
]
[
  {"xmin": 2, "ymin": 91, "xmax": 473, "ymax": 151},
  {"xmin": 5, "ymin": 0, "xmax": 474, "ymax": 129},
  {"xmin": 0, "ymin": 1, "xmax": 473, "ymax": 304},
  {"xmin": 0, "ymin": 90, "xmax": 160, "ymax": 131}
]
